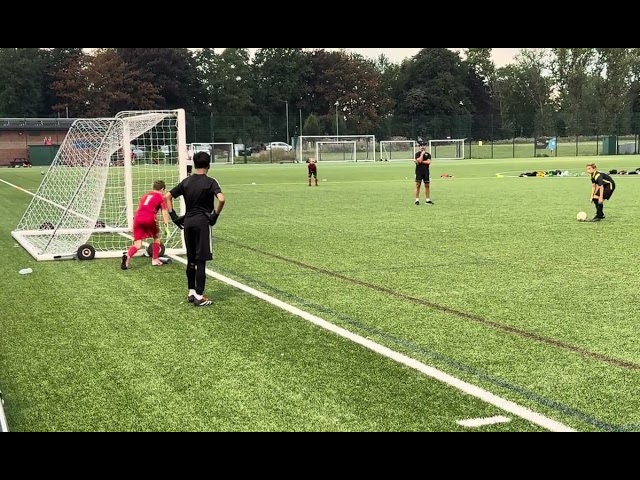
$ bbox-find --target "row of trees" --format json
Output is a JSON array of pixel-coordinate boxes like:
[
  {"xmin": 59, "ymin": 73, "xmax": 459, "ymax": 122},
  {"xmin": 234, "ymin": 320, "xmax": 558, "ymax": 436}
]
[{"xmin": 1, "ymin": 48, "xmax": 640, "ymax": 143}]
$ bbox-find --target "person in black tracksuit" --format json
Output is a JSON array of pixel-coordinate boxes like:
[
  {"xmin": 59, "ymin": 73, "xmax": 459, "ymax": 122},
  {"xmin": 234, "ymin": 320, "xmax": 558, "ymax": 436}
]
[{"xmin": 165, "ymin": 151, "xmax": 226, "ymax": 306}]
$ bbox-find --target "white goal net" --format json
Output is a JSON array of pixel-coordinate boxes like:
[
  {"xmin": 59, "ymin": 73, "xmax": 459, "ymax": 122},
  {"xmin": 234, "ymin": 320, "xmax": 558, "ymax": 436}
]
[
  {"xmin": 12, "ymin": 109, "xmax": 188, "ymax": 261},
  {"xmin": 316, "ymin": 141, "xmax": 357, "ymax": 162},
  {"xmin": 380, "ymin": 140, "xmax": 416, "ymax": 162},
  {"xmin": 297, "ymin": 135, "xmax": 375, "ymax": 163},
  {"xmin": 428, "ymin": 138, "xmax": 466, "ymax": 160}
]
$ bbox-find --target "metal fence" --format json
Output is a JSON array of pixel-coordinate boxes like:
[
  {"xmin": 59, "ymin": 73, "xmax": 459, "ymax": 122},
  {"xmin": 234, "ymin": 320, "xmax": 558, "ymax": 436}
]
[{"xmin": 186, "ymin": 112, "xmax": 640, "ymax": 162}]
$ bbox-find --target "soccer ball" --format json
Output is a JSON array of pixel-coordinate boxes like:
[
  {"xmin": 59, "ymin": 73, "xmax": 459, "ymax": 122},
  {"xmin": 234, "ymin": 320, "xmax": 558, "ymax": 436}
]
[{"xmin": 576, "ymin": 211, "xmax": 587, "ymax": 222}]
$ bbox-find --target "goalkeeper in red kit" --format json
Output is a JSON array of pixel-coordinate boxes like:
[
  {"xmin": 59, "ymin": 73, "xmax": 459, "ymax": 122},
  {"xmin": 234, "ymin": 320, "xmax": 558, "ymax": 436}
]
[
  {"xmin": 121, "ymin": 180, "xmax": 171, "ymax": 270},
  {"xmin": 307, "ymin": 158, "xmax": 318, "ymax": 186}
]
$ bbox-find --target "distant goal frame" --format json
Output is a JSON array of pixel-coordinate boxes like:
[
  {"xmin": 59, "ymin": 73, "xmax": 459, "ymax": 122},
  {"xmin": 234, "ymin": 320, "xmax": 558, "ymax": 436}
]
[{"xmin": 428, "ymin": 138, "xmax": 467, "ymax": 160}]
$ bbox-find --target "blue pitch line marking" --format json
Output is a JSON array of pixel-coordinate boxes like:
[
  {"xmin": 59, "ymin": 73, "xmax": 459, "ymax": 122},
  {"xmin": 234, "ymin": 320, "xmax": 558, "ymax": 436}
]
[{"xmin": 217, "ymin": 265, "xmax": 622, "ymax": 432}]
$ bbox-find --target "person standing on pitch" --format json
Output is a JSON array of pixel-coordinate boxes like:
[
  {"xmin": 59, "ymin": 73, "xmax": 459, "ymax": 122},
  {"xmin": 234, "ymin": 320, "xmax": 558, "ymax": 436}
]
[
  {"xmin": 121, "ymin": 180, "xmax": 171, "ymax": 270},
  {"xmin": 307, "ymin": 158, "xmax": 318, "ymax": 186},
  {"xmin": 165, "ymin": 151, "xmax": 225, "ymax": 307},
  {"xmin": 586, "ymin": 162, "xmax": 615, "ymax": 221},
  {"xmin": 186, "ymin": 145, "xmax": 194, "ymax": 176},
  {"xmin": 414, "ymin": 142, "xmax": 433, "ymax": 205}
]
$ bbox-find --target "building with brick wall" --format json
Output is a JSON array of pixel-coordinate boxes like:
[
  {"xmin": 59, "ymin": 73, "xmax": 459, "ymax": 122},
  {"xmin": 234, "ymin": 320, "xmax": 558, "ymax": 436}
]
[{"xmin": 0, "ymin": 118, "xmax": 75, "ymax": 166}]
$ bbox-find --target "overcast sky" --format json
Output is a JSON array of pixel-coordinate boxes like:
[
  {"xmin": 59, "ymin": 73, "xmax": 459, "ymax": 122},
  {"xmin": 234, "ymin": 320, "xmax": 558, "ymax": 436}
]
[
  {"xmin": 83, "ymin": 48, "xmax": 519, "ymax": 67},
  {"xmin": 326, "ymin": 48, "xmax": 519, "ymax": 67},
  {"xmin": 193, "ymin": 48, "xmax": 520, "ymax": 67}
]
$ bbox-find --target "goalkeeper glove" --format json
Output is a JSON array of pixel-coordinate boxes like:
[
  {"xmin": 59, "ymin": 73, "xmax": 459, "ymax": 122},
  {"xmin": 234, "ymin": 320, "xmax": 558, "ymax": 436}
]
[
  {"xmin": 164, "ymin": 224, "xmax": 171, "ymax": 238},
  {"xmin": 205, "ymin": 212, "xmax": 219, "ymax": 226},
  {"xmin": 169, "ymin": 211, "xmax": 185, "ymax": 230},
  {"xmin": 174, "ymin": 215, "xmax": 185, "ymax": 230}
]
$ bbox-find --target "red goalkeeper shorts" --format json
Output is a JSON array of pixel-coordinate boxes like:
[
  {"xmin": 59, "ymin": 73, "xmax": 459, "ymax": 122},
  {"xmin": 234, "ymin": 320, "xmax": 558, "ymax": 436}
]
[{"xmin": 133, "ymin": 214, "xmax": 159, "ymax": 241}]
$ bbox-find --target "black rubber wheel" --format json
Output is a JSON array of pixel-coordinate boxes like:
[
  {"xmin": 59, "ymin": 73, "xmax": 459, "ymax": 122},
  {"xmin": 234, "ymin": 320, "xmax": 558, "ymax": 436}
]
[
  {"xmin": 77, "ymin": 244, "xmax": 96, "ymax": 261},
  {"xmin": 146, "ymin": 242, "xmax": 165, "ymax": 257}
]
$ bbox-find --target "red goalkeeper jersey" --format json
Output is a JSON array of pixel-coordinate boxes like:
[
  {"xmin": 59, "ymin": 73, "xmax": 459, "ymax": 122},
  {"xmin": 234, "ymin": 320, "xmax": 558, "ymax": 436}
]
[
  {"xmin": 135, "ymin": 191, "xmax": 166, "ymax": 220},
  {"xmin": 308, "ymin": 162, "xmax": 317, "ymax": 174}
]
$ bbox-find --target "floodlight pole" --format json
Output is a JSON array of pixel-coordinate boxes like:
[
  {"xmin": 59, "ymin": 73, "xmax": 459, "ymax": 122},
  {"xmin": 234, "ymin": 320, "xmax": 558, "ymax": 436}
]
[
  {"xmin": 335, "ymin": 101, "xmax": 339, "ymax": 140},
  {"xmin": 285, "ymin": 101, "xmax": 290, "ymax": 145}
]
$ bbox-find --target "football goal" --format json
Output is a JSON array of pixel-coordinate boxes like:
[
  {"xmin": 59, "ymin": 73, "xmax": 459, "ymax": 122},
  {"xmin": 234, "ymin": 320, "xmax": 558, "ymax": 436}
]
[
  {"xmin": 380, "ymin": 140, "xmax": 417, "ymax": 162},
  {"xmin": 316, "ymin": 141, "xmax": 357, "ymax": 163},
  {"xmin": 297, "ymin": 135, "xmax": 375, "ymax": 163},
  {"xmin": 428, "ymin": 138, "xmax": 466, "ymax": 160},
  {"xmin": 12, "ymin": 109, "xmax": 188, "ymax": 261}
]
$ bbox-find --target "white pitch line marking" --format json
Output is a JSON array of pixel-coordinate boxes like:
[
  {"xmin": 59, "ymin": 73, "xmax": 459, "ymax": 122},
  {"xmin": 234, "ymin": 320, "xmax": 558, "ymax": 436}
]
[{"xmin": 458, "ymin": 416, "xmax": 511, "ymax": 428}]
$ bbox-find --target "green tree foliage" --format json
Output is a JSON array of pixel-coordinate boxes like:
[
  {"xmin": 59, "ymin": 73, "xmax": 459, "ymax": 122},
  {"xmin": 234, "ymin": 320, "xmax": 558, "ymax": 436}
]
[
  {"xmin": 40, "ymin": 48, "xmax": 84, "ymax": 116},
  {"xmin": 394, "ymin": 48, "xmax": 469, "ymax": 139},
  {"xmin": 116, "ymin": 48, "xmax": 207, "ymax": 114},
  {"xmin": 463, "ymin": 49, "xmax": 495, "ymax": 140},
  {"xmin": 50, "ymin": 48, "xmax": 163, "ymax": 117},
  {"xmin": 195, "ymin": 48, "xmax": 259, "ymax": 143},
  {"xmin": 0, "ymin": 48, "xmax": 47, "ymax": 117},
  {"xmin": 592, "ymin": 48, "xmax": 634, "ymax": 134},
  {"xmin": 252, "ymin": 48, "xmax": 312, "ymax": 114},
  {"xmin": 7, "ymin": 47, "xmax": 640, "ymax": 141},
  {"xmin": 510, "ymin": 49, "xmax": 554, "ymax": 137},
  {"xmin": 198, "ymin": 48, "xmax": 254, "ymax": 115},
  {"xmin": 302, "ymin": 49, "xmax": 388, "ymax": 135},
  {"xmin": 373, "ymin": 54, "xmax": 405, "ymax": 115},
  {"xmin": 303, "ymin": 113, "xmax": 321, "ymax": 137},
  {"xmin": 549, "ymin": 48, "xmax": 596, "ymax": 136}
]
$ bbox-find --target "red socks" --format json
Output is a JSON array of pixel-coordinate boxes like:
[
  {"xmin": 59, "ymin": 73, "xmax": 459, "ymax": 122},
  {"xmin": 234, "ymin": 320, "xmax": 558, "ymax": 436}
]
[
  {"xmin": 127, "ymin": 246, "xmax": 138, "ymax": 259},
  {"xmin": 152, "ymin": 243, "xmax": 161, "ymax": 260}
]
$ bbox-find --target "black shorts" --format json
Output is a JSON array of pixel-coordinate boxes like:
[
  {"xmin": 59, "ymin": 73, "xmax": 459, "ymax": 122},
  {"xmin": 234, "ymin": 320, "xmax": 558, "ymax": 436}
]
[
  {"xmin": 595, "ymin": 186, "xmax": 615, "ymax": 200},
  {"xmin": 184, "ymin": 219, "xmax": 212, "ymax": 262},
  {"xmin": 604, "ymin": 186, "xmax": 615, "ymax": 200},
  {"xmin": 415, "ymin": 169, "xmax": 430, "ymax": 184},
  {"xmin": 308, "ymin": 172, "xmax": 317, "ymax": 178}
]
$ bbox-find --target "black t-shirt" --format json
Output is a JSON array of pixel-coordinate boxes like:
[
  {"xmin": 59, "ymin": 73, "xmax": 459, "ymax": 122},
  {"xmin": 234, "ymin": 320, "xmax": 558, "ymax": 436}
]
[
  {"xmin": 591, "ymin": 171, "xmax": 616, "ymax": 189},
  {"xmin": 169, "ymin": 174, "xmax": 222, "ymax": 219},
  {"xmin": 415, "ymin": 150, "xmax": 431, "ymax": 172}
]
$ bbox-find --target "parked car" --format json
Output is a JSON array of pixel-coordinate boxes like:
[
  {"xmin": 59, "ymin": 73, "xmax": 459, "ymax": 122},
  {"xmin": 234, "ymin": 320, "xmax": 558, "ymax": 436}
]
[
  {"xmin": 265, "ymin": 142, "xmax": 293, "ymax": 152},
  {"xmin": 130, "ymin": 144, "xmax": 146, "ymax": 162},
  {"xmin": 237, "ymin": 143, "xmax": 266, "ymax": 156}
]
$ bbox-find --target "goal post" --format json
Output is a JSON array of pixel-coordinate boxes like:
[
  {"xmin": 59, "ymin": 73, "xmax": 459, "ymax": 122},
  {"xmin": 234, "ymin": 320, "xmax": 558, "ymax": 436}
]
[
  {"xmin": 297, "ymin": 135, "xmax": 375, "ymax": 163},
  {"xmin": 12, "ymin": 109, "xmax": 188, "ymax": 261},
  {"xmin": 380, "ymin": 140, "xmax": 417, "ymax": 162},
  {"xmin": 316, "ymin": 141, "xmax": 357, "ymax": 163},
  {"xmin": 428, "ymin": 138, "xmax": 466, "ymax": 160}
]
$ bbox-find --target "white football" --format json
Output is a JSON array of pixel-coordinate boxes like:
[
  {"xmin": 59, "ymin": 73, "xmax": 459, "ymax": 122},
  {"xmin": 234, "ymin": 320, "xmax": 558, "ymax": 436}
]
[{"xmin": 576, "ymin": 211, "xmax": 587, "ymax": 222}]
